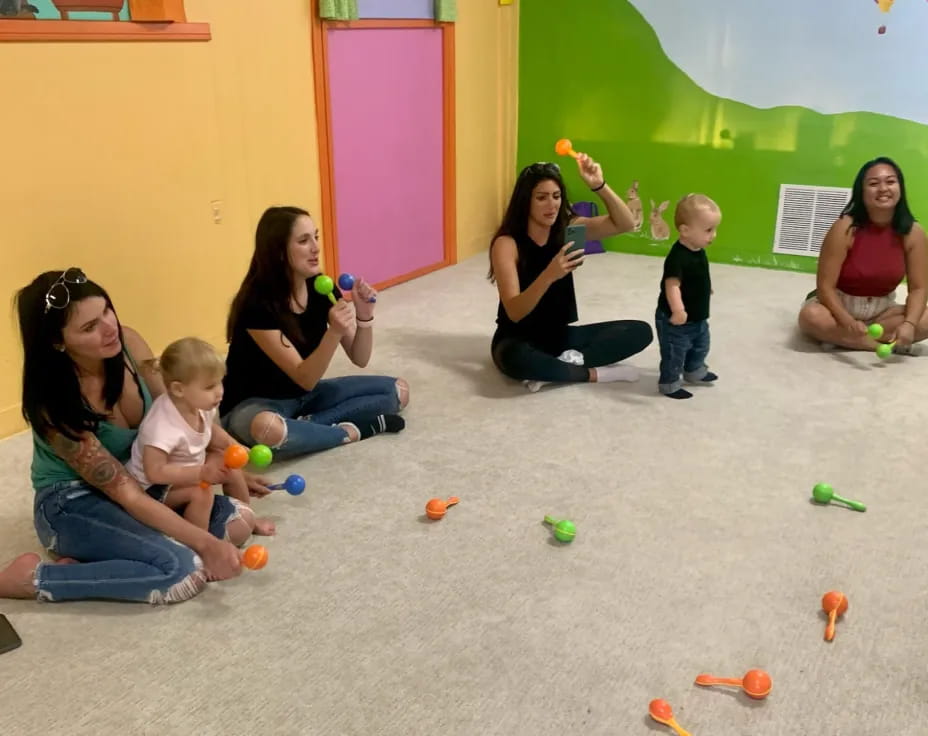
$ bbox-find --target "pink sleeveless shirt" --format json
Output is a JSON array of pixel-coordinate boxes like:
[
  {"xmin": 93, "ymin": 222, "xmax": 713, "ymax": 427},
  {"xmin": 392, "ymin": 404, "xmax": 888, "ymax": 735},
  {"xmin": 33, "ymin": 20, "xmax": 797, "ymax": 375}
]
[{"xmin": 836, "ymin": 223, "xmax": 905, "ymax": 297}]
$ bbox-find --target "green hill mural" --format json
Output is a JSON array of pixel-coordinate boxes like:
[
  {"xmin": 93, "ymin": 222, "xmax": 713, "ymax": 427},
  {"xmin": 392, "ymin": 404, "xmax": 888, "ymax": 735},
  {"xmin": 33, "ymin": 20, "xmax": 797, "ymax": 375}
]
[{"xmin": 518, "ymin": 0, "xmax": 928, "ymax": 273}]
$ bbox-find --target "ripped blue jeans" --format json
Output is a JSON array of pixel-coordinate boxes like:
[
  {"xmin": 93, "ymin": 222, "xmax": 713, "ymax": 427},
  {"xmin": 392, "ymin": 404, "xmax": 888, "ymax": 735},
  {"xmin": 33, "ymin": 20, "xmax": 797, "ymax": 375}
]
[
  {"xmin": 221, "ymin": 375, "xmax": 401, "ymax": 461},
  {"xmin": 32, "ymin": 480, "xmax": 240, "ymax": 603}
]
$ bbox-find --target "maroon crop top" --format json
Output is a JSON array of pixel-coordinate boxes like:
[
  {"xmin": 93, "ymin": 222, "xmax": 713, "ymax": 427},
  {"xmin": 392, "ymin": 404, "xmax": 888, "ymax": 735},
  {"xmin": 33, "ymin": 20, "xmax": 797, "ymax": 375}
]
[{"xmin": 835, "ymin": 223, "xmax": 905, "ymax": 297}]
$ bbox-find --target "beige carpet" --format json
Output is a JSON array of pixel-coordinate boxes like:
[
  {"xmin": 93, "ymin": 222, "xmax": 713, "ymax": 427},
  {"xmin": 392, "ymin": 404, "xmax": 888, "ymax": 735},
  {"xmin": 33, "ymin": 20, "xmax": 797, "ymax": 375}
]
[{"xmin": 2, "ymin": 251, "xmax": 927, "ymax": 736}]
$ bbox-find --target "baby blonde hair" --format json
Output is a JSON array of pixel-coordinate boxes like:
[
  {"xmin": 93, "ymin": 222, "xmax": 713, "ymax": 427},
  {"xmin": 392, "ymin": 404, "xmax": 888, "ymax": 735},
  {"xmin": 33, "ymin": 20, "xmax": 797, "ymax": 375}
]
[
  {"xmin": 156, "ymin": 337, "xmax": 225, "ymax": 386},
  {"xmin": 674, "ymin": 193, "xmax": 720, "ymax": 230}
]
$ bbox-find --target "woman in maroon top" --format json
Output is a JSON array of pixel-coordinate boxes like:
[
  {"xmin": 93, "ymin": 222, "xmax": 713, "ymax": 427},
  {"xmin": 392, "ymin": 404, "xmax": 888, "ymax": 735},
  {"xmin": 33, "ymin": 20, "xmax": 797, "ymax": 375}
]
[{"xmin": 798, "ymin": 157, "xmax": 928, "ymax": 353}]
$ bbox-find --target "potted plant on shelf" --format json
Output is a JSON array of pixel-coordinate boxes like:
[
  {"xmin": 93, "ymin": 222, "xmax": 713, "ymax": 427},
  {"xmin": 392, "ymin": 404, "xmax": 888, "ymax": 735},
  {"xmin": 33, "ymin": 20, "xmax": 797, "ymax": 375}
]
[{"xmin": 51, "ymin": 0, "xmax": 125, "ymax": 20}]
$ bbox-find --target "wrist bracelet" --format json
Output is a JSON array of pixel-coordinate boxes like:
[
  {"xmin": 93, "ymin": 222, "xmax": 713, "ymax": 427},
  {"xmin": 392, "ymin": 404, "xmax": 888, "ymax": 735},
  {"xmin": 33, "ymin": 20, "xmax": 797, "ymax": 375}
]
[
  {"xmin": 356, "ymin": 317, "xmax": 374, "ymax": 328},
  {"xmin": 904, "ymin": 319, "xmax": 916, "ymax": 328},
  {"xmin": 591, "ymin": 180, "xmax": 607, "ymax": 192}
]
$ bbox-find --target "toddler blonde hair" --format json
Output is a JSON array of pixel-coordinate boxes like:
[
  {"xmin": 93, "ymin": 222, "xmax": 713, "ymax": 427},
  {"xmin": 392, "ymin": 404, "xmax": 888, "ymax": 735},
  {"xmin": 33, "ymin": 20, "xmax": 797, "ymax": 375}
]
[
  {"xmin": 156, "ymin": 337, "xmax": 225, "ymax": 386},
  {"xmin": 674, "ymin": 193, "xmax": 720, "ymax": 230}
]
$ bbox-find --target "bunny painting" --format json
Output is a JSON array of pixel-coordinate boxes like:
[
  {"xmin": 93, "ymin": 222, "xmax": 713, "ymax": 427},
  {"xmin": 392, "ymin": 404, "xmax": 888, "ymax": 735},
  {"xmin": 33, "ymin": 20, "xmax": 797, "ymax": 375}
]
[
  {"xmin": 626, "ymin": 180, "xmax": 643, "ymax": 231},
  {"xmin": 649, "ymin": 199, "xmax": 670, "ymax": 240}
]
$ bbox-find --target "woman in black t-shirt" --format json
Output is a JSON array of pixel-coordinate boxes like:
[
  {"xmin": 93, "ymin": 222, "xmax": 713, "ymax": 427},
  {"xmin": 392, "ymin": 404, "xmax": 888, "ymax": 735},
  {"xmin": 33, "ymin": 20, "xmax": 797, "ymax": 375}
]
[
  {"xmin": 221, "ymin": 206, "xmax": 408, "ymax": 460},
  {"xmin": 489, "ymin": 156, "xmax": 653, "ymax": 391}
]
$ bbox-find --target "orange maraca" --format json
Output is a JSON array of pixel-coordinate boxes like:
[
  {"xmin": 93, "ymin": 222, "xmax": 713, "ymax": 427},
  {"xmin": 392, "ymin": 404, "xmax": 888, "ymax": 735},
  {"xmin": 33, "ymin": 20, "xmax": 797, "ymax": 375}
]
[
  {"xmin": 695, "ymin": 668, "xmax": 772, "ymax": 699},
  {"xmin": 199, "ymin": 444, "xmax": 249, "ymax": 489},
  {"xmin": 822, "ymin": 590, "xmax": 848, "ymax": 642},
  {"xmin": 554, "ymin": 138, "xmax": 579, "ymax": 159},
  {"xmin": 648, "ymin": 699, "xmax": 691, "ymax": 736},
  {"xmin": 242, "ymin": 544, "xmax": 268, "ymax": 570},
  {"xmin": 425, "ymin": 496, "xmax": 459, "ymax": 520}
]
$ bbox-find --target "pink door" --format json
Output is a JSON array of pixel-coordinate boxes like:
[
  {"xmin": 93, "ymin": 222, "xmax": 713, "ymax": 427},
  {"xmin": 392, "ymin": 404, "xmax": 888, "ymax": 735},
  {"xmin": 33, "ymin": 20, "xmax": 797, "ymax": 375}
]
[{"xmin": 326, "ymin": 27, "xmax": 447, "ymax": 286}]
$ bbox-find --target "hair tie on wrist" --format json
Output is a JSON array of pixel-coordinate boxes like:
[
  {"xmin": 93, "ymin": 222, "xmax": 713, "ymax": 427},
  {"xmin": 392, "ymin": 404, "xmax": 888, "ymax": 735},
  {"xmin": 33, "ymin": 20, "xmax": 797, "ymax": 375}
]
[{"xmin": 591, "ymin": 181, "xmax": 607, "ymax": 192}]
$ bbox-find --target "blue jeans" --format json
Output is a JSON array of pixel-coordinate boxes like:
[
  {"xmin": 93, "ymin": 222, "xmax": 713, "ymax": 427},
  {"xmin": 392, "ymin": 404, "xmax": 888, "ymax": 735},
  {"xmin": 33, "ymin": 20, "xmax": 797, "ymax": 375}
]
[
  {"xmin": 655, "ymin": 311, "xmax": 710, "ymax": 394},
  {"xmin": 221, "ymin": 375, "xmax": 400, "ymax": 461},
  {"xmin": 32, "ymin": 480, "xmax": 240, "ymax": 603}
]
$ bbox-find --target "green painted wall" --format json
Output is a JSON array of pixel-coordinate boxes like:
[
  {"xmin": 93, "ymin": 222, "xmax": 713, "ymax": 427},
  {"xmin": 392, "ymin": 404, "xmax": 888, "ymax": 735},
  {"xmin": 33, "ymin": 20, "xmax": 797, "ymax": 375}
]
[{"xmin": 518, "ymin": 0, "xmax": 928, "ymax": 273}]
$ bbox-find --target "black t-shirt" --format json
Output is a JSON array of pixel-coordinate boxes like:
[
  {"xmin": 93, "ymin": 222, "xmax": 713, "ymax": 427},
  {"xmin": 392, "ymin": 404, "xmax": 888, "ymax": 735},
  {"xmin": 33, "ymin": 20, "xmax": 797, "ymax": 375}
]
[
  {"xmin": 220, "ymin": 280, "xmax": 342, "ymax": 414},
  {"xmin": 657, "ymin": 241, "xmax": 711, "ymax": 322},
  {"xmin": 494, "ymin": 230, "xmax": 578, "ymax": 351}
]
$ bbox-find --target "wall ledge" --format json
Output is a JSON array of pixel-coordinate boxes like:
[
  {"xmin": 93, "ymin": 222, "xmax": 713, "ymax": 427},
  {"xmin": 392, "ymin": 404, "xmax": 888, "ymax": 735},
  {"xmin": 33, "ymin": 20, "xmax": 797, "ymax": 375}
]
[{"xmin": 0, "ymin": 19, "xmax": 210, "ymax": 42}]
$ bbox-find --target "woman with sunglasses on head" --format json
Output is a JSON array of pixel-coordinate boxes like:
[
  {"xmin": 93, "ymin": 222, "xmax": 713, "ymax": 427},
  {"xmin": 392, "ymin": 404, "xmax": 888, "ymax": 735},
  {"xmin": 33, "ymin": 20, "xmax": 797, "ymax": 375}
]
[
  {"xmin": 489, "ymin": 155, "xmax": 653, "ymax": 391},
  {"xmin": 0, "ymin": 269, "xmax": 261, "ymax": 603}
]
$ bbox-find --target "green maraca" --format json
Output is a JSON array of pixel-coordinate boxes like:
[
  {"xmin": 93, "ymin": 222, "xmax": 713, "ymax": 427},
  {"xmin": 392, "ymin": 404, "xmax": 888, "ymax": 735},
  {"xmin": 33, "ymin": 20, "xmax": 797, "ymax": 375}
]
[
  {"xmin": 249, "ymin": 444, "xmax": 273, "ymax": 469},
  {"xmin": 867, "ymin": 323, "xmax": 884, "ymax": 339},
  {"xmin": 876, "ymin": 342, "xmax": 894, "ymax": 359},
  {"xmin": 313, "ymin": 274, "xmax": 338, "ymax": 305},
  {"xmin": 812, "ymin": 483, "xmax": 866, "ymax": 512},
  {"xmin": 543, "ymin": 515, "xmax": 576, "ymax": 543}
]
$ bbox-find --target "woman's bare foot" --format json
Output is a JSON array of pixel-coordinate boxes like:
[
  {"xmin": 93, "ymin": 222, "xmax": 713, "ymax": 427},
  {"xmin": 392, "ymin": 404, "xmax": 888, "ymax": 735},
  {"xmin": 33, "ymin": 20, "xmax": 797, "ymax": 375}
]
[
  {"xmin": 55, "ymin": 557, "xmax": 79, "ymax": 564},
  {"xmin": 254, "ymin": 517, "xmax": 276, "ymax": 536},
  {"xmin": 0, "ymin": 553, "xmax": 40, "ymax": 599}
]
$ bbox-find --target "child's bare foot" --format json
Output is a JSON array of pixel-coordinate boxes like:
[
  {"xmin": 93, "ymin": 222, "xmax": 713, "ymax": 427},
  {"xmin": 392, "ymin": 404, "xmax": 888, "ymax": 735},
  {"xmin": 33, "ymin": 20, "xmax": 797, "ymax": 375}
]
[
  {"xmin": 0, "ymin": 553, "xmax": 40, "ymax": 599},
  {"xmin": 253, "ymin": 517, "xmax": 276, "ymax": 536}
]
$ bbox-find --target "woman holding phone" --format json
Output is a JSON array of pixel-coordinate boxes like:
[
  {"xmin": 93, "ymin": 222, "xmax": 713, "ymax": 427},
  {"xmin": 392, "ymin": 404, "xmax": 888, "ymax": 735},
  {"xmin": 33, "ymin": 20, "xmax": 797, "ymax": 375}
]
[{"xmin": 488, "ymin": 155, "xmax": 653, "ymax": 391}]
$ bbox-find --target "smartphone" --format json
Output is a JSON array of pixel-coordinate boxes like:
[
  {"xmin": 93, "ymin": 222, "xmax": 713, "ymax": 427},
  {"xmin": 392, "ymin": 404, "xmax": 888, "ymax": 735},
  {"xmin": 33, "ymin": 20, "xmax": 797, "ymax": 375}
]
[
  {"xmin": 0, "ymin": 615, "xmax": 21, "ymax": 655},
  {"xmin": 565, "ymin": 223, "xmax": 587, "ymax": 257}
]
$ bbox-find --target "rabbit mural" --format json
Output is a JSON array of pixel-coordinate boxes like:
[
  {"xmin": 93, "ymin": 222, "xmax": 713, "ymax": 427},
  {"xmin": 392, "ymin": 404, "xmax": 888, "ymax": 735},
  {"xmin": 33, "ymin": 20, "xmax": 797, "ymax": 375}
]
[
  {"xmin": 649, "ymin": 199, "xmax": 670, "ymax": 240},
  {"xmin": 0, "ymin": 0, "xmax": 38, "ymax": 16},
  {"xmin": 626, "ymin": 180, "xmax": 643, "ymax": 231}
]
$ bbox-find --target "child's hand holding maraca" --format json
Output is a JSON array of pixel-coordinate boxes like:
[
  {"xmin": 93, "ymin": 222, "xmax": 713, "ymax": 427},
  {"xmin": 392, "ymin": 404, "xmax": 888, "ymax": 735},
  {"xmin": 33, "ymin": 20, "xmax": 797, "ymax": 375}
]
[{"xmin": 199, "ymin": 454, "xmax": 230, "ymax": 486}]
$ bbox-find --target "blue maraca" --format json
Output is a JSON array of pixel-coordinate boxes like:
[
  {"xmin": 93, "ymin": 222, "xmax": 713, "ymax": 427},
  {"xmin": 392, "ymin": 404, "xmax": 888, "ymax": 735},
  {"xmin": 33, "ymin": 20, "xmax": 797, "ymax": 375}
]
[
  {"xmin": 338, "ymin": 273, "xmax": 376, "ymax": 303},
  {"xmin": 268, "ymin": 474, "xmax": 306, "ymax": 496}
]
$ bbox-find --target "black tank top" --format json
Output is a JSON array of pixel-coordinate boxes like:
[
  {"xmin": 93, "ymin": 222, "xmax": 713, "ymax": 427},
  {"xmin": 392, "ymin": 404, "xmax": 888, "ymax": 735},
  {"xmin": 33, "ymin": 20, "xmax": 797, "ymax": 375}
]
[{"xmin": 495, "ymin": 230, "xmax": 578, "ymax": 349}]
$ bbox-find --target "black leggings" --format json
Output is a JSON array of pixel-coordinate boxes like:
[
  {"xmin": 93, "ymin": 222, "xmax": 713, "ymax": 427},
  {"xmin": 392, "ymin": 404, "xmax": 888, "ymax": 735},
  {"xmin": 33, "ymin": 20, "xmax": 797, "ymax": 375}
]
[{"xmin": 491, "ymin": 320, "xmax": 653, "ymax": 383}]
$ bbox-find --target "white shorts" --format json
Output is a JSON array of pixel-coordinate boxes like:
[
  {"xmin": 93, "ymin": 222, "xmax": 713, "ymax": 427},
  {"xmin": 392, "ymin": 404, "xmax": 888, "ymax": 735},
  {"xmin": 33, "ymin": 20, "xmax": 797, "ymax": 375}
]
[{"xmin": 804, "ymin": 288, "xmax": 898, "ymax": 323}]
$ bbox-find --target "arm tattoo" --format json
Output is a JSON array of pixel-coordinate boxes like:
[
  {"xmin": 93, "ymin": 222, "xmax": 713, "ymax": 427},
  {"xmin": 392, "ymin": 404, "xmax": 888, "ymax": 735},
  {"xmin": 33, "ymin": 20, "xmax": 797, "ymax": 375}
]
[{"xmin": 49, "ymin": 431, "xmax": 131, "ymax": 494}]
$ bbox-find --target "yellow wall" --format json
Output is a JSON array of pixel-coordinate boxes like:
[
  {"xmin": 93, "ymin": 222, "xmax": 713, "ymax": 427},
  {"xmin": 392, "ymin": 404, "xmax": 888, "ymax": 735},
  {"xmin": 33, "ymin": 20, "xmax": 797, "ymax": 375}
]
[{"xmin": 0, "ymin": 0, "xmax": 518, "ymax": 439}]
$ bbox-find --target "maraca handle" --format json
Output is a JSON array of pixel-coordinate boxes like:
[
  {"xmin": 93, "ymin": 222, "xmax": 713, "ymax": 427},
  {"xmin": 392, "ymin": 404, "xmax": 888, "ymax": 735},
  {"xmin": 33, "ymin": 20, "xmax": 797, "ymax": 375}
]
[
  {"xmin": 446, "ymin": 496, "xmax": 460, "ymax": 507},
  {"xmin": 825, "ymin": 609, "xmax": 837, "ymax": 641},
  {"xmin": 695, "ymin": 674, "xmax": 742, "ymax": 687},
  {"xmin": 543, "ymin": 515, "xmax": 556, "ymax": 526},
  {"xmin": 667, "ymin": 719, "xmax": 691, "ymax": 736},
  {"xmin": 199, "ymin": 481, "xmax": 209, "ymax": 490},
  {"xmin": 326, "ymin": 293, "xmax": 337, "ymax": 305},
  {"xmin": 834, "ymin": 494, "xmax": 866, "ymax": 512}
]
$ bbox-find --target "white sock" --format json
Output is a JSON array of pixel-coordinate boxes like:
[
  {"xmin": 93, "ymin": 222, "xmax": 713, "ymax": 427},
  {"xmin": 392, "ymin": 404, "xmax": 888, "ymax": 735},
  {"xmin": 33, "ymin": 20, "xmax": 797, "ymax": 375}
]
[{"xmin": 593, "ymin": 363, "xmax": 640, "ymax": 383}]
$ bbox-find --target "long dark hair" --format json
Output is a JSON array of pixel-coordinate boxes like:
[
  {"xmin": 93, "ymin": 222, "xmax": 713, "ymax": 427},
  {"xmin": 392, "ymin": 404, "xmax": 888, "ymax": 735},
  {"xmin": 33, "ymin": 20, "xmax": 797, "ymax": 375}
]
[
  {"xmin": 841, "ymin": 157, "xmax": 915, "ymax": 236},
  {"xmin": 226, "ymin": 206, "xmax": 310, "ymax": 348},
  {"xmin": 16, "ymin": 271, "xmax": 125, "ymax": 440},
  {"xmin": 487, "ymin": 162, "xmax": 575, "ymax": 282}
]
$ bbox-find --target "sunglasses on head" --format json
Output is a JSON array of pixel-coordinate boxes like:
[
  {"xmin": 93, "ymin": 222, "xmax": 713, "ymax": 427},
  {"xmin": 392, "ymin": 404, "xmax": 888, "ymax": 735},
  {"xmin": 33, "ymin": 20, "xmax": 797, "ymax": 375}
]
[
  {"xmin": 519, "ymin": 162, "xmax": 560, "ymax": 178},
  {"xmin": 44, "ymin": 267, "xmax": 87, "ymax": 313}
]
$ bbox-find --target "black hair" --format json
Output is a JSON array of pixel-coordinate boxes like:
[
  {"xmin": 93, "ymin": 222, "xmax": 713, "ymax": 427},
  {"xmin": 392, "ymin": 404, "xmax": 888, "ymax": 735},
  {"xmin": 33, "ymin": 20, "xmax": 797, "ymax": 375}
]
[
  {"xmin": 487, "ymin": 162, "xmax": 575, "ymax": 282},
  {"xmin": 841, "ymin": 157, "xmax": 915, "ymax": 236},
  {"xmin": 16, "ymin": 271, "xmax": 125, "ymax": 440},
  {"xmin": 227, "ymin": 206, "xmax": 311, "ymax": 350}
]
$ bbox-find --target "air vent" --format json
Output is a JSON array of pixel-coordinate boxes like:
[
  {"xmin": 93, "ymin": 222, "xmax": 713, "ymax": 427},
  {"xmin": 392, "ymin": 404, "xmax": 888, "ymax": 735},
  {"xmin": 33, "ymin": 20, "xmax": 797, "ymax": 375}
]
[{"xmin": 773, "ymin": 184, "xmax": 851, "ymax": 257}]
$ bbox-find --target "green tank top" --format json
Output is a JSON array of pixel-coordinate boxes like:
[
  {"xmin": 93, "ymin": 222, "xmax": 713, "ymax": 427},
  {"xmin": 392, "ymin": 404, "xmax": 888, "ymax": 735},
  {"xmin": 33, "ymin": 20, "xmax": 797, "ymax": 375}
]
[{"xmin": 30, "ymin": 352, "xmax": 154, "ymax": 490}]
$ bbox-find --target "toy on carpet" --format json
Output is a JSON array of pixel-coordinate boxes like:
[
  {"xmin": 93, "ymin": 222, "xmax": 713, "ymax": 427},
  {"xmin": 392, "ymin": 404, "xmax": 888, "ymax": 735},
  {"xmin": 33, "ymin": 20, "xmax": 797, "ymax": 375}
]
[
  {"xmin": 425, "ymin": 496, "xmax": 459, "ymax": 520},
  {"xmin": 242, "ymin": 544, "xmax": 269, "ymax": 570},
  {"xmin": 543, "ymin": 516, "xmax": 576, "ymax": 543},
  {"xmin": 648, "ymin": 699, "xmax": 691, "ymax": 736},
  {"xmin": 695, "ymin": 669, "xmax": 772, "ymax": 700},
  {"xmin": 811, "ymin": 483, "xmax": 866, "ymax": 512},
  {"xmin": 822, "ymin": 591, "xmax": 848, "ymax": 642},
  {"xmin": 268, "ymin": 474, "xmax": 306, "ymax": 496}
]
